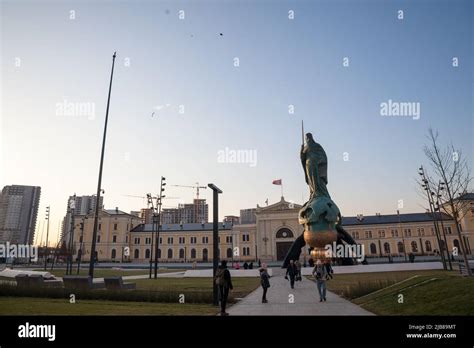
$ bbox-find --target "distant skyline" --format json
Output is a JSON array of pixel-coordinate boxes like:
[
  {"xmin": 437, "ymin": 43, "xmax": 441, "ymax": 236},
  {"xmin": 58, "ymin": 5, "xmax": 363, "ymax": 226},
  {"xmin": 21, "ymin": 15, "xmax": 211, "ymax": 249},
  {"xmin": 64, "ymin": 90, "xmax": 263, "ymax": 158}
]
[{"xmin": 1, "ymin": 0, "xmax": 472, "ymax": 245}]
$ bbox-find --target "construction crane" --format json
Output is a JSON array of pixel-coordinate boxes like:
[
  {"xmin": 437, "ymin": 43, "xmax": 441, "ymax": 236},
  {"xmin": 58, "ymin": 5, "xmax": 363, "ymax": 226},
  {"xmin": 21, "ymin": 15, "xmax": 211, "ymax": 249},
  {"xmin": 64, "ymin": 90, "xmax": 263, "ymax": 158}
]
[
  {"xmin": 170, "ymin": 182, "xmax": 207, "ymax": 201},
  {"xmin": 122, "ymin": 195, "xmax": 180, "ymax": 207}
]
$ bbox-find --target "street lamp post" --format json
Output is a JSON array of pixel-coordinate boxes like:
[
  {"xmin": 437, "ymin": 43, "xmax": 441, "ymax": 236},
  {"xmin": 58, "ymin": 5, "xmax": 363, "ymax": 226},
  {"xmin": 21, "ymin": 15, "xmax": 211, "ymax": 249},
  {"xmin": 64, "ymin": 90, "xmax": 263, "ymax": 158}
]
[
  {"xmin": 77, "ymin": 214, "xmax": 88, "ymax": 274},
  {"xmin": 154, "ymin": 177, "xmax": 166, "ymax": 279},
  {"xmin": 89, "ymin": 52, "xmax": 117, "ymax": 279},
  {"xmin": 44, "ymin": 206, "xmax": 50, "ymax": 270},
  {"xmin": 208, "ymin": 183, "xmax": 222, "ymax": 306},
  {"xmin": 419, "ymin": 166, "xmax": 447, "ymax": 270}
]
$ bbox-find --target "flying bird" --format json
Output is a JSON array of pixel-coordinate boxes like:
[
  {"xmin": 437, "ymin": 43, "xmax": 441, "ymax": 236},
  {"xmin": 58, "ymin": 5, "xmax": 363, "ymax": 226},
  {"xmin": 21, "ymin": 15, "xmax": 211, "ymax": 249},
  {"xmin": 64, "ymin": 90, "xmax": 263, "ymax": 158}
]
[{"xmin": 151, "ymin": 112, "xmax": 155, "ymax": 117}]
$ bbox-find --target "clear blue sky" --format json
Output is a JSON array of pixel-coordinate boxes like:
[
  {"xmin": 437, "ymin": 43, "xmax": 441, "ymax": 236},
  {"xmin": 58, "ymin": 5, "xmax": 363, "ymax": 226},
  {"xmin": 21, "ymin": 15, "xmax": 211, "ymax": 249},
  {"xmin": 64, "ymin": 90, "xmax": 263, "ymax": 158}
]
[{"xmin": 1, "ymin": 0, "xmax": 473, "ymax": 245}]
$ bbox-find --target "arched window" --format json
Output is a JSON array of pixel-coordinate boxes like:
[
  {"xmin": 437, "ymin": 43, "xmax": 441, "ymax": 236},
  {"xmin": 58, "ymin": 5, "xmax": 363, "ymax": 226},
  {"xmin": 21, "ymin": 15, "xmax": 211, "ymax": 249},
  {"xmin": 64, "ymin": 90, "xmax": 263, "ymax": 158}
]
[
  {"xmin": 179, "ymin": 248, "xmax": 185, "ymax": 259},
  {"xmin": 384, "ymin": 242, "xmax": 390, "ymax": 254},
  {"xmin": 276, "ymin": 228, "xmax": 294, "ymax": 239},
  {"xmin": 411, "ymin": 241, "xmax": 418, "ymax": 252},
  {"xmin": 227, "ymin": 248, "xmax": 233, "ymax": 258},
  {"xmin": 145, "ymin": 249, "xmax": 151, "ymax": 259},
  {"xmin": 425, "ymin": 240, "xmax": 432, "ymax": 252},
  {"xmin": 168, "ymin": 248, "xmax": 173, "ymax": 259},
  {"xmin": 191, "ymin": 248, "xmax": 196, "ymax": 259},
  {"xmin": 398, "ymin": 242, "xmax": 405, "ymax": 253},
  {"xmin": 111, "ymin": 249, "xmax": 116, "ymax": 259},
  {"xmin": 134, "ymin": 249, "xmax": 139, "ymax": 259},
  {"xmin": 157, "ymin": 248, "xmax": 161, "ymax": 258},
  {"xmin": 453, "ymin": 239, "xmax": 461, "ymax": 254},
  {"xmin": 370, "ymin": 243, "xmax": 377, "ymax": 254},
  {"xmin": 202, "ymin": 248, "xmax": 208, "ymax": 261}
]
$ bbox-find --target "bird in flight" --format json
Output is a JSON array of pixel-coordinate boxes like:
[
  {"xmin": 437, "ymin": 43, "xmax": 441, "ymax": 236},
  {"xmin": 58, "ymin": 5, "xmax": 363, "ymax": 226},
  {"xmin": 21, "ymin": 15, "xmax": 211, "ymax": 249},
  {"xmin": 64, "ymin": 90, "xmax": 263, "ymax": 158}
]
[{"xmin": 151, "ymin": 112, "xmax": 155, "ymax": 117}]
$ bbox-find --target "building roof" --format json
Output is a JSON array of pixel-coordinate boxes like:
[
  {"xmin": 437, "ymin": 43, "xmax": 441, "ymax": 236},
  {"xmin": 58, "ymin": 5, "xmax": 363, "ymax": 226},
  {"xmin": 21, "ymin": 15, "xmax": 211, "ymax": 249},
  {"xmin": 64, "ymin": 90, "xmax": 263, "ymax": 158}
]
[
  {"xmin": 456, "ymin": 192, "xmax": 474, "ymax": 201},
  {"xmin": 341, "ymin": 212, "xmax": 453, "ymax": 226},
  {"xmin": 131, "ymin": 222, "xmax": 233, "ymax": 233}
]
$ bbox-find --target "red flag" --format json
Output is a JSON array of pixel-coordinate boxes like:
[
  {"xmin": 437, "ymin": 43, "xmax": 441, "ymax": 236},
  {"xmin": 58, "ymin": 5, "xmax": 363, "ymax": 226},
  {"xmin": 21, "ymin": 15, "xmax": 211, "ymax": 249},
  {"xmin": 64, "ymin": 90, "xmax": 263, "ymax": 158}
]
[{"xmin": 272, "ymin": 179, "xmax": 282, "ymax": 185}]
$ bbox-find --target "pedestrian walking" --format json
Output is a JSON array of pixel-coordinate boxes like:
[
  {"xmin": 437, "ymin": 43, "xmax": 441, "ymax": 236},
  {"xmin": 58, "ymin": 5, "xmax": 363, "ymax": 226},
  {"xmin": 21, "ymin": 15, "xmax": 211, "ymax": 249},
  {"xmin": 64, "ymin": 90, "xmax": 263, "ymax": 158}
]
[
  {"xmin": 259, "ymin": 266, "xmax": 270, "ymax": 303},
  {"xmin": 312, "ymin": 259, "xmax": 328, "ymax": 302},
  {"xmin": 324, "ymin": 259, "xmax": 333, "ymax": 279},
  {"xmin": 295, "ymin": 260, "xmax": 302, "ymax": 281},
  {"xmin": 285, "ymin": 260, "xmax": 297, "ymax": 289},
  {"xmin": 215, "ymin": 260, "xmax": 233, "ymax": 316}
]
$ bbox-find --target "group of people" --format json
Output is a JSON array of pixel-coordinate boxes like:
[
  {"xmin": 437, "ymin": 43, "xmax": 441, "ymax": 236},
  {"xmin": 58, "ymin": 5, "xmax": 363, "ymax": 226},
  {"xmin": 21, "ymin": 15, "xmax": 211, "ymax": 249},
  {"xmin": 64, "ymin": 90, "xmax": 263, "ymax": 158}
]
[{"xmin": 214, "ymin": 258, "xmax": 334, "ymax": 316}]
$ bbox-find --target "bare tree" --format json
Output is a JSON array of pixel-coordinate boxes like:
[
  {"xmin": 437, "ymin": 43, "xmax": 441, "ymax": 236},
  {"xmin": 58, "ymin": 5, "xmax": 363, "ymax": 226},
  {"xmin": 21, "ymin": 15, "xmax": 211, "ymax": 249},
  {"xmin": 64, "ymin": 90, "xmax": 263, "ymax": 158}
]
[{"xmin": 423, "ymin": 128, "xmax": 473, "ymax": 276}]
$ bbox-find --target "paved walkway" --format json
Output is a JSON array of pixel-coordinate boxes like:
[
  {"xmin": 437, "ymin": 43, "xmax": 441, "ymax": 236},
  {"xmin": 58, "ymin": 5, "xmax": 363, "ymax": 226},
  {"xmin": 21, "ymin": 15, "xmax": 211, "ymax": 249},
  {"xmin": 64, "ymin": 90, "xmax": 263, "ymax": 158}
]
[{"xmin": 227, "ymin": 269, "xmax": 374, "ymax": 316}]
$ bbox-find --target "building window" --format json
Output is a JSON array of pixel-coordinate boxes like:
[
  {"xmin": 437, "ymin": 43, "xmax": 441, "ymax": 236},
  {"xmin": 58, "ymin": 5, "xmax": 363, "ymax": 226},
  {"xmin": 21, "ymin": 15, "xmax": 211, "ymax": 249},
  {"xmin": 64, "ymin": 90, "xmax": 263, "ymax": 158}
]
[
  {"xmin": 425, "ymin": 240, "xmax": 432, "ymax": 252},
  {"xmin": 202, "ymin": 248, "xmax": 208, "ymax": 261},
  {"xmin": 202, "ymin": 236, "xmax": 209, "ymax": 244},
  {"xmin": 419, "ymin": 228, "xmax": 425, "ymax": 236},
  {"xmin": 114, "ymin": 223, "xmax": 118, "ymax": 230},
  {"xmin": 97, "ymin": 235, "xmax": 101, "ymax": 243},
  {"xmin": 445, "ymin": 227, "xmax": 452, "ymax": 234},
  {"xmin": 111, "ymin": 249, "xmax": 116, "ymax": 259},
  {"xmin": 378, "ymin": 230, "xmax": 385, "ymax": 238},
  {"xmin": 242, "ymin": 234, "xmax": 250, "ymax": 242},
  {"xmin": 391, "ymin": 229, "xmax": 399, "ymax": 238},
  {"xmin": 158, "ymin": 248, "xmax": 161, "ymax": 258},
  {"xmin": 134, "ymin": 238, "xmax": 141, "ymax": 245},
  {"xmin": 226, "ymin": 236, "xmax": 233, "ymax": 243},
  {"xmin": 145, "ymin": 249, "xmax": 151, "ymax": 259},
  {"xmin": 159, "ymin": 237, "xmax": 162, "ymax": 244},
  {"xmin": 126, "ymin": 236, "xmax": 128, "ymax": 243},
  {"xmin": 365, "ymin": 231, "xmax": 372, "ymax": 239},
  {"xmin": 113, "ymin": 235, "xmax": 117, "ymax": 243},
  {"xmin": 243, "ymin": 247, "xmax": 250, "ymax": 256},
  {"xmin": 190, "ymin": 237, "xmax": 197, "ymax": 244},
  {"xmin": 168, "ymin": 249, "xmax": 173, "ymax": 259},
  {"xmin": 227, "ymin": 248, "xmax": 232, "ymax": 258},
  {"xmin": 397, "ymin": 242, "xmax": 404, "ymax": 253},
  {"xmin": 370, "ymin": 243, "xmax": 377, "ymax": 254},
  {"xmin": 145, "ymin": 237, "xmax": 151, "ymax": 245},
  {"xmin": 411, "ymin": 241, "xmax": 418, "ymax": 252},
  {"xmin": 99, "ymin": 224, "xmax": 101, "ymax": 231},
  {"xmin": 179, "ymin": 237, "xmax": 185, "ymax": 244},
  {"xmin": 191, "ymin": 248, "xmax": 197, "ymax": 259},
  {"xmin": 134, "ymin": 249, "xmax": 139, "ymax": 259},
  {"xmin": 404, "ymin": 229, "xmax": 411, "ymax": 237},
  {"xmin": 179, "ymin": 248, "xmax": 185, "ymax": 259},
  {"xmin": 384, "ymin": 242, "xmax": 390, "ymax": 254},
  {"xmin": 168, "ymin": 237, "xmax": 173, "ymax": 244}
]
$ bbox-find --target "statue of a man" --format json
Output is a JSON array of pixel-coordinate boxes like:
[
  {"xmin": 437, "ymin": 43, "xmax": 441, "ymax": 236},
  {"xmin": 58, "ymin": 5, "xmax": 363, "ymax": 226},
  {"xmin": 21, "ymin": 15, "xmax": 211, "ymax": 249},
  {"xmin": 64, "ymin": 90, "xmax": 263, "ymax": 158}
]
[{"xmin": 301, "ymin": 133, "xmax": 330, "ymax": 200}]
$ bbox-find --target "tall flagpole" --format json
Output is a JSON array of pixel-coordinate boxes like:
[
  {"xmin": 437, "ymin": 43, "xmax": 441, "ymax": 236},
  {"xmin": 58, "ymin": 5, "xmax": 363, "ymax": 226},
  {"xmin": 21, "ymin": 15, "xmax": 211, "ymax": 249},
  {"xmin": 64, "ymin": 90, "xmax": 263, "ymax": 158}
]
[{"xmin": 89, "ymin": 52, "xmax": 117, "ymax": 278}]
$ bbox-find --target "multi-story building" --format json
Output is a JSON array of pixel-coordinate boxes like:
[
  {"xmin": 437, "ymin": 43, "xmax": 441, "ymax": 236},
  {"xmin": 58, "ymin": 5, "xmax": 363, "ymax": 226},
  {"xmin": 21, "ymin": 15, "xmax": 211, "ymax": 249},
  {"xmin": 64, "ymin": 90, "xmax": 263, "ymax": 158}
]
[
  {"xmin": 161, "ymin": 199, "xmax": 209, "ymax": 224},
  {"xmin": 70, "ymin": 208, "xmax": 142, "ymax": 262},
  {"xmin": 240, "ymin": 208, "xmax": 257, "ymax": 224},
  {"xmin": 61, "ymin": 195, "xmax": 103, "ymax": 244},
  {"xmin": 0, "ymin": 185, "xmax": 41, "ymax": 244}
]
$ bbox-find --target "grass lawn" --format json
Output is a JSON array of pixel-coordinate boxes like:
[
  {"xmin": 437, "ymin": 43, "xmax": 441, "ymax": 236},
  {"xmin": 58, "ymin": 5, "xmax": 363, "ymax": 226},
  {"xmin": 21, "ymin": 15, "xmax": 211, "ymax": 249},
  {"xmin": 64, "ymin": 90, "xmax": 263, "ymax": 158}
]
[
  {"xmin": 0, "ymin": 297, "xmax": 219, "ymax": 315},
  {"xmin": 326, "ymin": 270, "xmax": 474, "ymax": 315},
  {"xmin": 34, "ymin": 269, "xmax": 184, "ymax": 278},
  {"xmin": 134, "ymin": 277, "xmax": 260, "ymax": 299}
]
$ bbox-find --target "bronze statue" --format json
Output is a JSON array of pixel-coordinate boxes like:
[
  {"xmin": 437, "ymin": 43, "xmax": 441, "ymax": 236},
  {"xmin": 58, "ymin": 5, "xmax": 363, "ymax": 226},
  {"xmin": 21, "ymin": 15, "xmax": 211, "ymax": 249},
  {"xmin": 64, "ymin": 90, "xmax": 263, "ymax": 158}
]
[{"xmin": 283, "ymin": 132, "xmax": 367, "ymax": 267}]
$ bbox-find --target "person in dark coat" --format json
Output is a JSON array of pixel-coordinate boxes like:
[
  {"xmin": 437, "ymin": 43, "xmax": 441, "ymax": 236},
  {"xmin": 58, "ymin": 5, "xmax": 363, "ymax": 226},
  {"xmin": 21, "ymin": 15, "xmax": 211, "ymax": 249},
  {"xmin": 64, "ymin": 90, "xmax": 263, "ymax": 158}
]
[
  {"xmin": 249, "ymin": 262, "xmax": 253, "ymax": 269},
  {"xmin": 285, "ymin": 260, "xmax": 297, "ymax": 289},
  {"xmin": 243, "ymin": 262, "xmax": 249, "ymax": 269},
  {"xmin": 215, "ymin": 260, "xmax": 233, "ymax": 316},
  {"xmin": 324, "ymin": 259, "xmax": 333, "ymax": 279},
  {"xmin": 259, "ymin": 267, "xmax": 270, "ymax": 303}
]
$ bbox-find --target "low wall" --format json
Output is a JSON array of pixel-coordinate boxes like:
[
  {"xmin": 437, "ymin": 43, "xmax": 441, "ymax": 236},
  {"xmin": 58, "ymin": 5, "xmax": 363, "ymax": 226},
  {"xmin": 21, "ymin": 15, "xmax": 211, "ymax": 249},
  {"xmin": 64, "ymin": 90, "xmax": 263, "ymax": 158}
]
[{"xmin": 300, "ymin": 261, "xmax": 445, "ymax": 275}]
